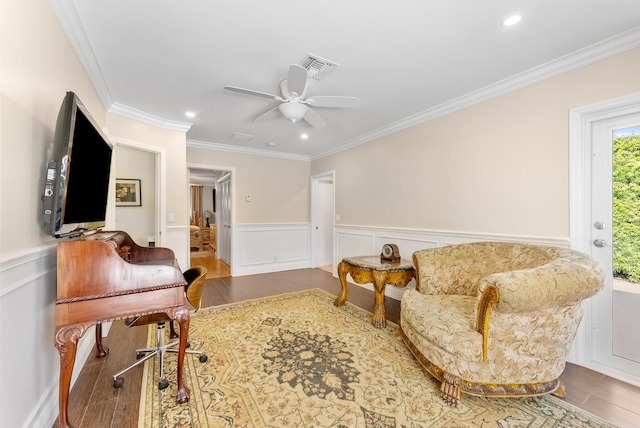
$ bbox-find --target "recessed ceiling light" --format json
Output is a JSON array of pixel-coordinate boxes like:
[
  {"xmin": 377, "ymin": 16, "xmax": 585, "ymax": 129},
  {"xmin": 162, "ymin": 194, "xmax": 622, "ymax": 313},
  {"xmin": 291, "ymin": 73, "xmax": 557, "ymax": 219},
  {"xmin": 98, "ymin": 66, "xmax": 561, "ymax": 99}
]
[
  {"xmin": 501, "ymin": 14, "xmax": 522, "ymax": 27},
  {"xmin": 266, "ymin": 142, "xmax": 276, "ymax": 147},
  {"xmin": 301, "ymin": 133, "xmax": 309, "ymax": 140},
  {"xmin": 185, "ymin": 111, "xmax": 195, "ymax": 118}
]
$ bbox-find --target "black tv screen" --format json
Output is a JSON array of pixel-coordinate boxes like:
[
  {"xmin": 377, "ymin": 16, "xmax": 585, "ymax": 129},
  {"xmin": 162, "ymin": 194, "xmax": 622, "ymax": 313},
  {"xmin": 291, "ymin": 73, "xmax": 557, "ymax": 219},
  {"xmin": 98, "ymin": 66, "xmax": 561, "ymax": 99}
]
[{"xmin": 43, "ymin": 92, "xmax": 113, "ymax": 238}]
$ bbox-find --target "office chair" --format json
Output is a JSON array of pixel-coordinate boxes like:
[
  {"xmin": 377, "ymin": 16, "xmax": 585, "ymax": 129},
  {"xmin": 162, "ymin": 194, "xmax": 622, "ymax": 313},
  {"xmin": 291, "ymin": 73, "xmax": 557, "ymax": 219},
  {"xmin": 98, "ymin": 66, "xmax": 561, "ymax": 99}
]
[{"xmin": 113, "ymin": 266, "xmax": 209, "ymax": 390}]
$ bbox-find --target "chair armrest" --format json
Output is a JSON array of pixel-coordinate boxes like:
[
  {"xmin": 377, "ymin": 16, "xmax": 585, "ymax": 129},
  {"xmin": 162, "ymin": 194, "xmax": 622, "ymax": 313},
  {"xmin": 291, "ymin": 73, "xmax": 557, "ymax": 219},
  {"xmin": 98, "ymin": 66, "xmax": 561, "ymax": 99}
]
[
  {"xmin": 478, "ymin": 255, "xmax": 605, "ymax": 313},
  {"xmin": 476, "ymin": 286, "xmax": 500, "ymax": 361}
]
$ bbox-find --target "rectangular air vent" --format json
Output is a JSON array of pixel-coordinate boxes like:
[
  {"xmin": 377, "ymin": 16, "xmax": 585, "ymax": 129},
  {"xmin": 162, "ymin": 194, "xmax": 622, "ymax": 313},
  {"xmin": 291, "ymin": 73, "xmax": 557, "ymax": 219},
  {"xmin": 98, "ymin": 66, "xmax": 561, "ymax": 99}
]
[
  {"xmin": 231, "ymin": 132, "xmax": 255, "ymax": 142},
  {"xmin": 298, "ymin": 53, "xmax": 338, "ymax": 81}
]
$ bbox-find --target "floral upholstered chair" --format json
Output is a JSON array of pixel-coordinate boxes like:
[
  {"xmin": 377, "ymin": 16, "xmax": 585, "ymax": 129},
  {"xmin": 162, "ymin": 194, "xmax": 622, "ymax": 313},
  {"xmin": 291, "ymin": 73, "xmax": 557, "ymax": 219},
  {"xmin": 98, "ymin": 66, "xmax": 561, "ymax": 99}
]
[{"xmin": 399, "ymin": 242, "xmax": 604, "ymax": 406}]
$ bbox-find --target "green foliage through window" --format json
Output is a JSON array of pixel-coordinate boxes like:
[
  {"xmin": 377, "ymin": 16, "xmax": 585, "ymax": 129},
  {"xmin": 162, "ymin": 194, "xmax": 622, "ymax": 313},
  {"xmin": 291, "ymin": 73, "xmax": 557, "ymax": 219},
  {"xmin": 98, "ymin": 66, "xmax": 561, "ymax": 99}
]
[{"xmin": 613, "ymin": 131, "xmax": 640, "ymax": 284}]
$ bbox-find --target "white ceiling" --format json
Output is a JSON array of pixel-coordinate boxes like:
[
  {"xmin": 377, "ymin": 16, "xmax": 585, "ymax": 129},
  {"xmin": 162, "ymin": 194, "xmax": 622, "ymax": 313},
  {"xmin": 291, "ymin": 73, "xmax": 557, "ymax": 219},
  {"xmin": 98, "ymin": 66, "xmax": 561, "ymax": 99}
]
[{"xmin": 51, "ymin": 1, "xmax": 640, "ymax": 161}]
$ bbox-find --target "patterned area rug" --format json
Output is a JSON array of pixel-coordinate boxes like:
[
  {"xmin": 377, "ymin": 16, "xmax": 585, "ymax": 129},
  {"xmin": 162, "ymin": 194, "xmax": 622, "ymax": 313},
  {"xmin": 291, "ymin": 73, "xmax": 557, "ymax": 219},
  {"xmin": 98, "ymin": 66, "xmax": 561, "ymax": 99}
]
[{"xmin": 139, "ymin": 289, "xmax": 614, "ymax": 427}]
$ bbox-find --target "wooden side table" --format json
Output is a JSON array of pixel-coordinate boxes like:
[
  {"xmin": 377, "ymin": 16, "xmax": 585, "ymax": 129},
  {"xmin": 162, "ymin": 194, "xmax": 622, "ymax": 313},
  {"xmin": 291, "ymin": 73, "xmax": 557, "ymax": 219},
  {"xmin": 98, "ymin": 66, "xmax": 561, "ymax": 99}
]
[{"xmin": 335, "ymin": 256, "xmax": 415, "ymax": 328}]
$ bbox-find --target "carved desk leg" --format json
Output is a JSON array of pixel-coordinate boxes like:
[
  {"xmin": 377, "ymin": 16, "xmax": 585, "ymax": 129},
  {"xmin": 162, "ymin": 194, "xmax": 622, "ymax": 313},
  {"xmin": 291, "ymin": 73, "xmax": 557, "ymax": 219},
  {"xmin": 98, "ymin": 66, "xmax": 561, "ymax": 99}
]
[
  {"xmin": 372, "ymin": 270, "xmax": 389, "ymax": 328},
  {"xmin": 55, "ymin": 322, "xmax": 92, "ymax": 428},
  {"xmin": 167, "ymin": 306, "xmax": 191, "ymax": 404},
  {"xmin": 335, "ymin": 261, "xmax": 349, "ymax": 307},
  {"xmin": 94, "ymin": 323, "xmax": 109, "ymax": 358}
]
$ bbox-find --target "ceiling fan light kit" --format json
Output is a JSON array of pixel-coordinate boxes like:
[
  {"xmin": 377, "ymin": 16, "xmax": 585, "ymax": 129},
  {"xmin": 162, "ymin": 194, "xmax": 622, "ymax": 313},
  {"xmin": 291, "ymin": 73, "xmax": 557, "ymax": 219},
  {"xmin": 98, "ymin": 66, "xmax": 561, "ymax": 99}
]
[
  {"xmin": 278, "ymin": 101, "xmax": 308, "ymax": 123},
  {"xmin": 224, "ymin": 63, "xmax": 360, "ymax": 129}
]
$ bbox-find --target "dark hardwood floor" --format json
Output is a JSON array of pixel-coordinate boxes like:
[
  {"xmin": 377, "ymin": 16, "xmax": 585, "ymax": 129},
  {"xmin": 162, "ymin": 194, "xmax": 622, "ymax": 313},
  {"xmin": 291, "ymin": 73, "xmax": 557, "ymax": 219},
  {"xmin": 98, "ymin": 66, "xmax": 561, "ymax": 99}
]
[{"xmin": 54, "ymin": 268, "xmax": 640, "ymax": 428}]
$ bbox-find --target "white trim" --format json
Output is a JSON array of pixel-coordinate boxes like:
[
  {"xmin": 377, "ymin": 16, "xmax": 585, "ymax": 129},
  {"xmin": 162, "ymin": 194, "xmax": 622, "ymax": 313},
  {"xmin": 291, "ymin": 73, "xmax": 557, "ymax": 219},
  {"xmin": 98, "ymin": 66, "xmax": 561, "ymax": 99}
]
[
  {"xmin": 187, "ymin": 139, "xmax": 310, "ymax": 162},
  {"xmin": 188, "ymin": 163, "xmax": 237, "ymax": 274},
  {"xmin": 49, "ymin": 0, "xmax": 113, "ymax": 110},
  {"xmin": 111, "ymin": 136, "xmax": 167, "ymax": 248},
  {"xmin": 310, "ymin": 27, "xmax": 640, "ymax": 161},
  {"xmin": 109, "ymin": 103, "xmax": 192, "ymax": 132},
  {"xmin": 51, "ymin": 0, "xmax": 640, "ymax": 162}
]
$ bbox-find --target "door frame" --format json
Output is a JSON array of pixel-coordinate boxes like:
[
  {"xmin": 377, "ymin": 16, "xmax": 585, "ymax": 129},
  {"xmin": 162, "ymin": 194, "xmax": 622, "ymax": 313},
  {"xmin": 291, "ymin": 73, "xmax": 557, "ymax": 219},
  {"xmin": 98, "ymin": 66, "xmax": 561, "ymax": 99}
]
[
  {"xmin": 187, "ymin": 163, "xmax": 236, "ymax": 275},
  {"xmin": 310, "ymin": 170, "xmax": 336, "ymax": 269},
  {"xmin": 110, "ymin": 136, "xmax": 165, "ymax": 247},
  {"xmin": 569, "ymin": 91, "xmax": 640, "ymax": 387}
]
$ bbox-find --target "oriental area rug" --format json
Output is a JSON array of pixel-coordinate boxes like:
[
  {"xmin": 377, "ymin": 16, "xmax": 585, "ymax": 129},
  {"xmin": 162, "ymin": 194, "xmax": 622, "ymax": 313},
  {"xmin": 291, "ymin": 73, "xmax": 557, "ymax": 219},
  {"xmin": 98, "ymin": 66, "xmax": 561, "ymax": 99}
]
[{"xmin": 138, "ymin": 289, "xmax": 614, "ymax": 427}]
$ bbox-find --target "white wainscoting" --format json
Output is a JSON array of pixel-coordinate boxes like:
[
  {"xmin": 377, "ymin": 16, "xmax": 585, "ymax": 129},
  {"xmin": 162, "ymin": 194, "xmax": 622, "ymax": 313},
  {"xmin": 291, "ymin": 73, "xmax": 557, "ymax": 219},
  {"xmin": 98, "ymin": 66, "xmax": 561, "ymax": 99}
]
[
  {"xmin": 164, "ymin": 225, "xmax": 190, "ymax": 270},
  {"xmin": 233, "ymin": 223, "xmax": 310, "ymax": 276},
  {"xmin": 0, "ymin": 244, "xmax": 95, "ymax": 428},
  {"xmin": 334, "ymin": 224, "xmax": 569, "ymax": 301}
]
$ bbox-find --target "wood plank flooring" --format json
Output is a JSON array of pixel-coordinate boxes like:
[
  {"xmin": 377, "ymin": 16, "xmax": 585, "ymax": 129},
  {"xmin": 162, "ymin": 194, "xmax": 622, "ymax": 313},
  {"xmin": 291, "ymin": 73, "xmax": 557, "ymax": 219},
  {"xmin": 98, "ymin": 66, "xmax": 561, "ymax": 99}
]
[{"xmin": 53, "ymin": 268, "xmax": 640, "ymax": 427}]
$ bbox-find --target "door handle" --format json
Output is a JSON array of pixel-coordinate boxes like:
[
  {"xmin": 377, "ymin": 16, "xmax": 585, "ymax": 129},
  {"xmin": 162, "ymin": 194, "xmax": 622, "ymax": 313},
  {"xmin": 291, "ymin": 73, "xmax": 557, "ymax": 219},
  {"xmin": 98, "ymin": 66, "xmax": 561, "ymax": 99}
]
[{"xmin": 593, "ymin": 239, "xmax": 608, "ymax": 248}]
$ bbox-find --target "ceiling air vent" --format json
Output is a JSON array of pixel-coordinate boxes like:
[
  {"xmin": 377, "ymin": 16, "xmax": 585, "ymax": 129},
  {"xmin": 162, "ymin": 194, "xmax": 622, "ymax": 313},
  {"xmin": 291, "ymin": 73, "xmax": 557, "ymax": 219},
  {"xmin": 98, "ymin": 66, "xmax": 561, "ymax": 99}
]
[
  {"xmin": 231, "ymin": 132, "xmax": 254, "ymax": 142},
  {"xmin": 298, "ymin": 53, "xmax": 338, "ymax": 81}
]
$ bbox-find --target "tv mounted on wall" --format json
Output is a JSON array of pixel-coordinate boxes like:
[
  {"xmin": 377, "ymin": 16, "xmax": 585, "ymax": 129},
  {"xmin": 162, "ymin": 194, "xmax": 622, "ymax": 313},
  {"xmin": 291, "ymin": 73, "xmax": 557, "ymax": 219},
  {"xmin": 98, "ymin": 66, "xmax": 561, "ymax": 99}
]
[{"xmin": 42, "ymin": 91, "xmax": 113, "ymax": 238}]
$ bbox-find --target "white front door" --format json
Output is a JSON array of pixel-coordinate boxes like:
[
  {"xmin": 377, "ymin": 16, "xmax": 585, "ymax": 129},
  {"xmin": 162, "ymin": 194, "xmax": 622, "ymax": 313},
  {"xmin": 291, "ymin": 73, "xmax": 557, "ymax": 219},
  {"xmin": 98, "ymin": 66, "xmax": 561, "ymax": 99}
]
[
  {"xmin": 590, "ymin": 116, "xmax": 640, "ymax": 378},
  {"xmin": 570, "ymin": 93, "xmax": 640, "ymax": 386}
]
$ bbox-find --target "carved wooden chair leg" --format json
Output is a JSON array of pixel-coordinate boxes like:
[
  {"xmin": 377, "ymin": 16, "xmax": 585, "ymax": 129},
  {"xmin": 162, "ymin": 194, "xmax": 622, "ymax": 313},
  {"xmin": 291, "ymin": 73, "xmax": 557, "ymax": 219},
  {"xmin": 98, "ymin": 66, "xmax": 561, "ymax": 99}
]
[{"xmin": 440, "ymin": 372, "xmax": 461, "ymax": 407}]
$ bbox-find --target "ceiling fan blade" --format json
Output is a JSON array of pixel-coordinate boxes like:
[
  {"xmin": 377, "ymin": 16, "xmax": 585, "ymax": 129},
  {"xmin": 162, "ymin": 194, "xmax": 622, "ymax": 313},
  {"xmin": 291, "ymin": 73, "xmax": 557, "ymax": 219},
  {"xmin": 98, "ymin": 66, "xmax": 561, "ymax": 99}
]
[
  {"xmin": 254, "ymin": 106, "xmax": 280, "ymax": 122},
  {"xmin": 303, "ymin": 107, "xmax": 326, "ymax": 129},
  {"xmin": 280, "ymin": 79, "xmax": 291, "ymax": 100},
  {"xmin": 286, "ymin": 64, "xmax": 308, "ymax": 97},
  {"xmin": 305, "ymin": 96, "xmax": 360, "ymax": 108},
  {"xmin": 224, "ymin": 86, "xmax": 280, "ymax": 100}
]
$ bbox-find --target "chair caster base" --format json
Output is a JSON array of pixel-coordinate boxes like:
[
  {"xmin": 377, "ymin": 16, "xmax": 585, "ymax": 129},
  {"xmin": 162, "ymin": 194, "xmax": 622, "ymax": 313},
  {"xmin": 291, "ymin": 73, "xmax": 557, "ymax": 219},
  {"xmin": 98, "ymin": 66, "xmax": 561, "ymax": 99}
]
[
  {"xmin": 158, "ymin": 379, "xmax": 169, "ymax": 390},
  {"xmin": 199, "ymin": 354, "xmax": 208, "ymax": 363}
]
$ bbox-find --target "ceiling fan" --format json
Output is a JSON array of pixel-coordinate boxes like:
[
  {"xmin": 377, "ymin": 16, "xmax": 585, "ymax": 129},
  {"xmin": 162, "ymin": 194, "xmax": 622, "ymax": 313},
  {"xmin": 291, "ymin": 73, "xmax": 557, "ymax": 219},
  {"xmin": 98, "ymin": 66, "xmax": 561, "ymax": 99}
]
[{"xmin": 224, "ymin": 64, "xmax": 360, "ymax": 128}]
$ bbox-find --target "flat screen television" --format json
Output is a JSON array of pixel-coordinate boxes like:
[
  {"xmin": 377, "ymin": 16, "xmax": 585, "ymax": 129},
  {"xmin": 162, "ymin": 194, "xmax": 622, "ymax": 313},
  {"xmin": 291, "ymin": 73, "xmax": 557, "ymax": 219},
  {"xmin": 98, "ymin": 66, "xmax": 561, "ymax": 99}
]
[{"xmin": 42, "ymin": 91, "xmax": 113, "ymax": 238}]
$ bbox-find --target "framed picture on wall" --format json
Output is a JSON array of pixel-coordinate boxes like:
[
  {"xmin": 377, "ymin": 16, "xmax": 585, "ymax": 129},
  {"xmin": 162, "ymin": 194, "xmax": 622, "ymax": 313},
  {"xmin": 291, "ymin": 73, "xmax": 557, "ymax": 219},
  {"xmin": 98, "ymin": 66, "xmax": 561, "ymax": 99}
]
[{"xmin": 115, "ymin": 178, "xmax": 141, "ymax": 207}]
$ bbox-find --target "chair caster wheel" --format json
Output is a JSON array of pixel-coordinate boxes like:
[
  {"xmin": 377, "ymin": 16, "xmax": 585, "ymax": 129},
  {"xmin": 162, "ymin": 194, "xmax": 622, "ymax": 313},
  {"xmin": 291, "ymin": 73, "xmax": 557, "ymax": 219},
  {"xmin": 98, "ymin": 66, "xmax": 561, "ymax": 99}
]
[
  {"xmin": 186, "ymin": 342, "xmax": 191, "ymax": 349},
  {"xmin": 199, "ymin": 354, "xmax": 208, "ymax": 363},
  {"xmin": 113, "ymin": 377, "xmax": 124, "ymax": 388},
  {"xmin": 136, "ymin": 352, "xmax": 144, "ymax": 360},
  {"xmin": 158, "ymin": 379, "xmax": 169, "ymax": 390}
]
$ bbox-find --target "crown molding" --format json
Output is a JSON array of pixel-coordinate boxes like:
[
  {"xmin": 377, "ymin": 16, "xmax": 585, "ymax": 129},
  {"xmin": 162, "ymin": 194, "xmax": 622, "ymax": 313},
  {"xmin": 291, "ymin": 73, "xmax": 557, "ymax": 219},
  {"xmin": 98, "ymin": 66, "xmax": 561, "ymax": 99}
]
[
  {"xmin": 108, "ymin": 102, "xmax": 192, "ymax": 132},
  {"xmin": 49, "ymin": 0, "xmax": 113, "ymax": 110},
  {"xmin": 311, "ymin": 26, "xmax": 640, "ymax": 161},
  {"xmin": 187, "ymin": 140, "xmax": 311, "ymax": 162}
]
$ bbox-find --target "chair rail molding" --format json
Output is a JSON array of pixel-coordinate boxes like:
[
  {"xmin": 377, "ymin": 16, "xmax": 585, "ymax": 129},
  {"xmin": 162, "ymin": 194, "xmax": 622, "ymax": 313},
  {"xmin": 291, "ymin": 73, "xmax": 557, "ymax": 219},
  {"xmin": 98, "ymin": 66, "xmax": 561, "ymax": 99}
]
[{"xmin": 334, "ymin": 224, "xmax": 569, "ymax": 301}]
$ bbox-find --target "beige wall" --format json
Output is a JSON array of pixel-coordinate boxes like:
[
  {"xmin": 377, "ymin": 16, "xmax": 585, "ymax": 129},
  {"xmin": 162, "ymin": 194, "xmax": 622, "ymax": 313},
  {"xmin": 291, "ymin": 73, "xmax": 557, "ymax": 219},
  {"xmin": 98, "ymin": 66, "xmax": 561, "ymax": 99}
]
[
  {"xmin": 187, "ymin": 147, "xmax": 310, "ymax": 224},
  {"xmin": 1, "ymin": 0, "xmax": 106, "ymax": 253},
  {"xmin": 106, "ymin": 114, "xmax": 189, "ymax": 226},
  {"xmin": 312, "ymin": 48, "xmax": 640, "ymax": 239}
]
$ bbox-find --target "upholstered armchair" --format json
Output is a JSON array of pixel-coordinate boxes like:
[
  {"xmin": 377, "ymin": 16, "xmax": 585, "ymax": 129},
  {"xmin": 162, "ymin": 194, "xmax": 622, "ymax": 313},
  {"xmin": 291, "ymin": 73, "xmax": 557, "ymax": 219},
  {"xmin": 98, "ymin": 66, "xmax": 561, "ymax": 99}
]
[{"xmin": 399, "ymin": 242, "xmax": 604, "ymax": 406}]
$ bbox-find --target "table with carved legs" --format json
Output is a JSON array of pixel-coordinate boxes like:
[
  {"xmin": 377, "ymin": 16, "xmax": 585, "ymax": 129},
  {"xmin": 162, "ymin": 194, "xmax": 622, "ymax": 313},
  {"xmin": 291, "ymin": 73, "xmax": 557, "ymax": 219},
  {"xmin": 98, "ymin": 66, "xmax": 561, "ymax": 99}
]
[{"xmin": 334, "ymin": 256, "xmax": 415, "ymax": 328}]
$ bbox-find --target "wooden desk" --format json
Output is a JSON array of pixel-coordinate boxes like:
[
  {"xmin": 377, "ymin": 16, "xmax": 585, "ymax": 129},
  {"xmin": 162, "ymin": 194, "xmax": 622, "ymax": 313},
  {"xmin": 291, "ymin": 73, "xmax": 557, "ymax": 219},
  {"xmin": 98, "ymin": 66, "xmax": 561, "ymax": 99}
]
[
  {"xmin": 335, "ymin": 256, "xmax": 415, "ymax": 328},
  {"xmin": 54, "ymin": 231, "xmax": 189, "ymax": 428}
]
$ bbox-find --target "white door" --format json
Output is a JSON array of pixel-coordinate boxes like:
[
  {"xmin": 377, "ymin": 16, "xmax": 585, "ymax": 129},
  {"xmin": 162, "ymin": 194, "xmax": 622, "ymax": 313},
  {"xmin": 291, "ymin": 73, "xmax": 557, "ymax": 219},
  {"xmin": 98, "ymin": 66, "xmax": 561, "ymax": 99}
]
[
  {"xmin": 590, "ymin": 116, "xmax": 640, "ymax": 379},
  {"xmin": 217, "ymin": 174, "xmax": 232, "ymax": 265},
  {"xmin": 310, "ymin": 172, "xmax": 335, "ymax": 269}
]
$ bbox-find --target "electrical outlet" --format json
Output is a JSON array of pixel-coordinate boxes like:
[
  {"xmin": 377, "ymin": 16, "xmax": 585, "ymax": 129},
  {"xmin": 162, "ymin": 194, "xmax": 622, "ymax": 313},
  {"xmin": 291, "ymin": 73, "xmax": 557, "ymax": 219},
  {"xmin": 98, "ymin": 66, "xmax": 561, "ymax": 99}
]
[{"xmin": 245, "ymin": 195, "xmax": 251, "ymax": 202}]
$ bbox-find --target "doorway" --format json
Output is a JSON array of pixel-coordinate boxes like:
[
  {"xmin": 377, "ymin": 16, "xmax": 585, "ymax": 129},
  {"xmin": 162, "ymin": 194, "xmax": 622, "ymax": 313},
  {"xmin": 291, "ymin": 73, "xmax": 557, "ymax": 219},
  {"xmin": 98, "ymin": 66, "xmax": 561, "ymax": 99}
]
[
  {"xmin": 188, "ymin": 166, "xmax": 233, "ymax": 278},
  {"xmin": 310, "ymin": 171, "xmax": 335, "ymax": 273},
  {"xmin": 570, "ymin": 92, "xmax": 640, "ymax": 386}
]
